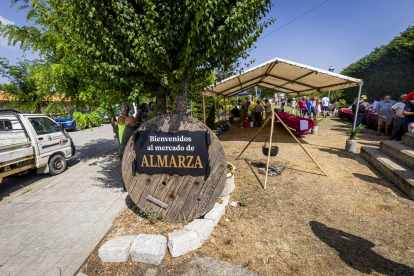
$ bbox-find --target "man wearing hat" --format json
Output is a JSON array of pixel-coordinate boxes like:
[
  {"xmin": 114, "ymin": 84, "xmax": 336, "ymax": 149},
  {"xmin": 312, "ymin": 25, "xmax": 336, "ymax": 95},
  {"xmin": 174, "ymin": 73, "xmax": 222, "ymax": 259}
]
[
  {"xmin": 355, "ymin": 95, "xmax": 368, "ymax": 127},
  {"xmin": 376, "ymin": 95, "xmax": 396, "ymax": 136},
  {"xmin": 389, "ymin": 94, "xmax": 407, "ymax": 140}
]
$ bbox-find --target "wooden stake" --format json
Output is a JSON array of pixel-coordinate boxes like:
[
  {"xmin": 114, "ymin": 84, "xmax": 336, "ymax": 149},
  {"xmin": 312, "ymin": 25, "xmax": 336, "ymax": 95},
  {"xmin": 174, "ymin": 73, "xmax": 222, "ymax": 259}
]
[
  {"xmin": 264, "ymin": 110, "xmax": 275, "ymax": 189},
  {"xmin": 274, "ymin": 112, "xmax": 328, "ymax": 176},
  {"xmin": 203, "ymin": 94, "xmax": 206, "ymax": 125},
  {"xmin": 236, "ymin": 114, "xmax": 273, "ymax": 160}
]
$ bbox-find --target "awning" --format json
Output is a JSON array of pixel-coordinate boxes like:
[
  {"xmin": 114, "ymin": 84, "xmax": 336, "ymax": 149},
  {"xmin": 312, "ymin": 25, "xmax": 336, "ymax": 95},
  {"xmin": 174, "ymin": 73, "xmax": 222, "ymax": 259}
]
[
  {"xmin": 203, "ymin": 57, "xmax": 363, "ymax": 98},
  {"xmin": 238, "ymin": 91, "xmax": 251, "ymax": 96}
]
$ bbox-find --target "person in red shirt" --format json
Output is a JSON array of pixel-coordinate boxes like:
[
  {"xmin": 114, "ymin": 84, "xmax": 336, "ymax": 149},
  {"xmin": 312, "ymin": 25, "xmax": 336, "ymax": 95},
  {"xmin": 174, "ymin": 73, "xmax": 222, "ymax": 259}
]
[{"xmin": 298, "ymin": 96, "xmax": 308, "ymax": 117}]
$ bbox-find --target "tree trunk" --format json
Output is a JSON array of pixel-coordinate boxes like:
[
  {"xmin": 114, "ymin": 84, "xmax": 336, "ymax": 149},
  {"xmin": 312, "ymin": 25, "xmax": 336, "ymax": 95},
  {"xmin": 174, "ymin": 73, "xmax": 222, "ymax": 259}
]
[
  {"xmin": 155, "ymin": 92, "xmax": 167, "ymax": 115},
  {"xmin": 175, "ymin": 79, "xmax": 190, "ymax": 115}
]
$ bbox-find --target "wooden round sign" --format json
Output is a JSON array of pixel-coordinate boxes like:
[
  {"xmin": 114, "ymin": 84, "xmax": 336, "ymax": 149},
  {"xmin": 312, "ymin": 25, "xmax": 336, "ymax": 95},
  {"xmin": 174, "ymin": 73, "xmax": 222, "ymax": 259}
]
[{"xmin": 122, "ymin": 114, "xmax": 227, "ymax": 223}]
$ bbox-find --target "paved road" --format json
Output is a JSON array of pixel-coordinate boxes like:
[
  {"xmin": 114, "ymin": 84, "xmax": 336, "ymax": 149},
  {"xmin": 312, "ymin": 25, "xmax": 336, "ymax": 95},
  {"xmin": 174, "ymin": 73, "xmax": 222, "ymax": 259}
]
[
  {"xmin": 0, "ymin": 124, "xmax": 118, "ymax": 201},
  {"xmin": 0, "ymin": 124, "xmax": 127, "ymax": 276}
]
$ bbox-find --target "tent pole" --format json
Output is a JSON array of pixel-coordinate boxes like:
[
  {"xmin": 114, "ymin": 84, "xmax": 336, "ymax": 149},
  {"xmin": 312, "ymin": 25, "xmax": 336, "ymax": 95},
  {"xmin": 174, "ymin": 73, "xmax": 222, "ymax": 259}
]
[
  {"xmin": 352, "ymin": 83, "xmax": 363, "ymax": 132},
  {"xmin": 295, "ymin": 92, "xmax": 299, "ymax": 116},
  {"xmin": 225, "ymin": 97, "xmax": 227, "ymax": 122},
  {"xmin": 217, "ymin": 96, "xmax": 220, "ymax": 125},
  {"xmin": 203, "ymin": 94, "xmax": 206, "ymax": 125},
  {"xmin": 274, "ymin": 112, "xmax": 328, "ymax": 176},
  {"xmin": 264, "ymin": 110, "xmax": 275, "ymax": 189}
]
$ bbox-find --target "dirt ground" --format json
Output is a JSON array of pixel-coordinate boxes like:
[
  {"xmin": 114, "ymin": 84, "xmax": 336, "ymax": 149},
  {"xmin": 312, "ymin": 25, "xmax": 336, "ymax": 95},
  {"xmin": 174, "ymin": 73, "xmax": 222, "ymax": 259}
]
[{"xmin": 81, "ymin": 116, "xmax": 414, "ymax": 276}]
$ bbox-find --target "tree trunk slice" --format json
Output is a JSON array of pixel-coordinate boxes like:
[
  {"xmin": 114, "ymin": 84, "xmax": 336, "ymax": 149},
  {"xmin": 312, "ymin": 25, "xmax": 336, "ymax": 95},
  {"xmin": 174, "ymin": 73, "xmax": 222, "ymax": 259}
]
[{"xmin": 122, "ymin": 114, "xmax": 227, "ymax": 223}]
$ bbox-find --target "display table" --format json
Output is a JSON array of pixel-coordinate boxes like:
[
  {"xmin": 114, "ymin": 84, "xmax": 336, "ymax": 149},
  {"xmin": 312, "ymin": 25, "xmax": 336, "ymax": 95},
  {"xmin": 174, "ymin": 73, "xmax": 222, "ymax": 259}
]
[
  {"xmin": 338, "ymin": 108, "xmax": 353, "ymax": 119},
  {"xmin": 276, "ymin": 112, "xmax": 316, "ymax": 135}
]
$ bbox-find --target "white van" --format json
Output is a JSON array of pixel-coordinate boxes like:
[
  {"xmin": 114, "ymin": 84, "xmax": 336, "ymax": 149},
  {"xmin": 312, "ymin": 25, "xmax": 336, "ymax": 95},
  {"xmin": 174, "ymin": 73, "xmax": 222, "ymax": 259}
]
[{"xmin": 0, "ymin": 110, "xmax": 75, "ymax": 183}]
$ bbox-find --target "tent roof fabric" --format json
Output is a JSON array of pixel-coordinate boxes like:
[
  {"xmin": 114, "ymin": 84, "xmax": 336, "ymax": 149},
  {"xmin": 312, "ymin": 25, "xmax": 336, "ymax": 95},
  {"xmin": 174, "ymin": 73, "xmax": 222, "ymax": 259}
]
[{"xmin": 203, "ymin": 57, "xmax": 363, "ymax": 98}]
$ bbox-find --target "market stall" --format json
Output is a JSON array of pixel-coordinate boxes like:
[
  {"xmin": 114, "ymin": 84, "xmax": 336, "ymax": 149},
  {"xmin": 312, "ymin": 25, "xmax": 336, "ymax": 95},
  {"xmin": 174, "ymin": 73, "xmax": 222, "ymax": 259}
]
[{"xmin": 202, "ymin": 57, "xmax": 364, "ymax": 132}]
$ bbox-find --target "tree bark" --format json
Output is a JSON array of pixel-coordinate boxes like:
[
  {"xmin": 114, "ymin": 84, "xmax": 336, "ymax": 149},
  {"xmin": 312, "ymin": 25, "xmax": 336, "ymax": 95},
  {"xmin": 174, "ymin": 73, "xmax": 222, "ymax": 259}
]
[
  {"xmin": 155, "ymin": 92, "xmax": 167, "ymax": 115},
  {"xmin": 175, "ymin": 79, "xmax": 190, "ymax": 115}
]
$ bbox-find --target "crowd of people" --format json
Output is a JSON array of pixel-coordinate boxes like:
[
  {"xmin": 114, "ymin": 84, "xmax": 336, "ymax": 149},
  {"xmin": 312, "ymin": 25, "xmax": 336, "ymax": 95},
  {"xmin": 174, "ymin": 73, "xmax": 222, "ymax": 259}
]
[
  {"xmin": 117, "ymin": 92, "xmax": 414, "ymax": 158},
  {"xmin": 229, "ymin": 95, "xmax": 335, "ymax": 127},
  {"xmin": 295, "ymin": 96, "xmax": 331, "ymax": 119},
  {"xmin": 230, "ymin": 97, "xmax": 274, "ymax": 127},
  {"xmin": 352, "ymin": 92, "xmax": 414, "ymax": 140}
]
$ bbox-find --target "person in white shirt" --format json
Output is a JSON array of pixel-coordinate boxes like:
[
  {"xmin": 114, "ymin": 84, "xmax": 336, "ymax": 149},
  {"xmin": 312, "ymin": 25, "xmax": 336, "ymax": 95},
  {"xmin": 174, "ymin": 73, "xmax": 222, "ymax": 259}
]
[
  {"xmin": 321, "ymin": 96, "xmax": 330, "ymax": 118},
  {"xmin": 389, "ymin": 94, "xmax": 407, "ymax": 140}
]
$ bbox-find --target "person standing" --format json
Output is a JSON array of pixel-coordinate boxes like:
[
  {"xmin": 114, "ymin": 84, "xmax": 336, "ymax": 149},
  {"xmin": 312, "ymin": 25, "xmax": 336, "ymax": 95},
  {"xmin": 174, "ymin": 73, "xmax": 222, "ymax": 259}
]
[
  {"xmin": 118, "ymin": 103, "xmax": 139, "ymax": 161},
  {"xmin": 298, "ymin": 96, "xmax": 308, "ymax": 117},
  {"xmin": 290, "ymin": 98, "xmax": 297, "ymax": 114},
  {"xmin": 316, "ymin": 101, "xmax": 322, "ymax": 118},
  {"xmin": 253, "ymin": 100, "xmax": 264, "ymax": 127},
  {"xmin": 135, "ymin": 103, "xmax": 150, "ymax": 122},
  {"xmin": 403, "ymin": 92, "xmax": 414, "ymax": 136},
  {"xmin": 309, "ymin": 97, "xmax": 317, "ymax": 119},
  {"xmin": 240, "ymin": 97, "xmax": 250, "ymax": 121},
  {"xmin": 389, "ymin": 94, "xmax": 407, "ymax": 140},
  {"xmin": 353, "ymin": 95, "xmax": 368, "ymax": 127},
  {"xmin": 264, "ymin": 98, "xmax": 272, "ymax": 126},
  {"xmin": 321, "ymin": 96, "xmax": 330, "ymax": 118},
  {"xmin": 230, "ymin": 105, "xmax": 240, "ymax": 123},
  {"xmin": 281, "ymin": 98, "xmax": 286, "ymax": 112},
  {"xmin": 376, "ymin": 95, "xmax": 396, "ymax": 136},
  {"xmin": 306, "ymin": 98, "xmax": 311, "ymax": 118},
  {"xmin": 117, "ymin": 103, "xmax": 135, "ymax": 144}
]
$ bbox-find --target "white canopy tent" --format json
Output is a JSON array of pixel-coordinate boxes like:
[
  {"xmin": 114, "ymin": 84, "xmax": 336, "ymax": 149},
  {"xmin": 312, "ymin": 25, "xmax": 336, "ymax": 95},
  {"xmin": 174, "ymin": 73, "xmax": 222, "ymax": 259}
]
[{"xmin": 202, "ymin": 57, "xmax": 364, "ymax": 131}]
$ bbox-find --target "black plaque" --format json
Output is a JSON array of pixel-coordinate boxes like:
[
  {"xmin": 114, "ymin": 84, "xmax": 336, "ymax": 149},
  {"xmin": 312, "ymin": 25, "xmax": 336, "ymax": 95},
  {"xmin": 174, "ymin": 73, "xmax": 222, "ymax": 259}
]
[{"xmin": 134, "ymin": 130, "xmax": 210, "ymax": 176}]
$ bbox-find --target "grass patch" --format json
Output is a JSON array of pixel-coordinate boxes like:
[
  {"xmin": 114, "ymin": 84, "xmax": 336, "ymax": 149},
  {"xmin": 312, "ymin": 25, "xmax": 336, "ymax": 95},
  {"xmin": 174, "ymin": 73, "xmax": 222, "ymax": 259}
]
[
  {"xmin": 238, "ymin": 194, "xmax": 248, "ymax": 207},
  {"xmin": 144, "ymin": 212, "xmax": 163, "ymax": 224}
]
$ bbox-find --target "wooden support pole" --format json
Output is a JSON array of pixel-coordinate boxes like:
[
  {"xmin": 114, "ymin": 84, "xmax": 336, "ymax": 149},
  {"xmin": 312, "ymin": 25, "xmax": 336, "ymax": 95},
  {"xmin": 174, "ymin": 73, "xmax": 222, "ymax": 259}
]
[
  {"xmin": 264, "ymin": 110, "xmax": 275, "ymax": 189},
  {"xmin": 274, "ymin": 112, "xmax": 328, "ymax": 176},
  {"xmin": 236, "ymin": 114, "xmax": 273, "ymax": 160},
  {"xmin": 203, "ymin": 94, "xmax": 206, "ymax": 125}
]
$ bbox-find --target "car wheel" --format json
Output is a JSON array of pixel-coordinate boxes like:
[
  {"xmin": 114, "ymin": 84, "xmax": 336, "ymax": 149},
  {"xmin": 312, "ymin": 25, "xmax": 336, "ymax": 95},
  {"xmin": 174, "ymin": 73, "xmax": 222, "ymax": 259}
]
[
  {"xmin": 48, "ymin": 154, "xmax": 67, "ymax": 175},
  {"xmin": 73, "ymin": 122, "xmax": 77, "ymax": 131}
]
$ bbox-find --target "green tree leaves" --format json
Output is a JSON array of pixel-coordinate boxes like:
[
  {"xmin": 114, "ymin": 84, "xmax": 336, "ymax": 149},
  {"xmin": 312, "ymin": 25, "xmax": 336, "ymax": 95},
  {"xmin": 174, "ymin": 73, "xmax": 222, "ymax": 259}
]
[{"xmin": 341, "ymin": 25, "xmax": 414, "ymax": 103}]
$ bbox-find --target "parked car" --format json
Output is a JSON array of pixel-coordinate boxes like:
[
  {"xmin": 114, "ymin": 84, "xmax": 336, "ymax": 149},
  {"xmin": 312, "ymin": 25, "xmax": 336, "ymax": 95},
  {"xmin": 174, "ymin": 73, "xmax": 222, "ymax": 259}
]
[
  {"xmin": 99, "ymin": 113, "xmax": 110, "ymax": 124},
  {"xmin": 54, "ymin": 110, "xmax": 91, "ymax": 130},
  {"xmin": 0, "ymin": 109, "xmax": 75, "ymax": 183}
]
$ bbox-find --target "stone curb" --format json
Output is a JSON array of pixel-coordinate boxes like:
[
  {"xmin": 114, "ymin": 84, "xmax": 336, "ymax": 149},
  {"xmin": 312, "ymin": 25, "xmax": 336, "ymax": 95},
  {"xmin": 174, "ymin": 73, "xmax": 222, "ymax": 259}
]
[{"xmin": 98, "ymin": 194, "xmax": 231, "ymax": 264}]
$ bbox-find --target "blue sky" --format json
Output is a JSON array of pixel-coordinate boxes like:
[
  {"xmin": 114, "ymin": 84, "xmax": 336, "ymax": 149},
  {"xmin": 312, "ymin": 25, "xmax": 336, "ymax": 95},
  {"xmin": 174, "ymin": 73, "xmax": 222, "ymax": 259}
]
[{"xmin": 1, "ymin": 0, "xmax": 414, "ymax": 83}]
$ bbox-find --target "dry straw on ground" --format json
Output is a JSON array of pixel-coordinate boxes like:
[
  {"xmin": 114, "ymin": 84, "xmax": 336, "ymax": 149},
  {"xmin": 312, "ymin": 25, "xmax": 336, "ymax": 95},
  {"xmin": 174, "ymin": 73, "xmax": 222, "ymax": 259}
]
[{"xmin": 82, "ymin": 117, "xmax": 414, "ymax": 276}]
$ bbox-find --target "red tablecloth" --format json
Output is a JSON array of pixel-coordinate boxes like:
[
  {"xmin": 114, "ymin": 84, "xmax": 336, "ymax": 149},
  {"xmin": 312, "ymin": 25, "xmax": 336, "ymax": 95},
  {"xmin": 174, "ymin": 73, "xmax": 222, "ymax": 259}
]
[
  {"xmin": 276, "ymin": 112, "xmax": 316, "ymax": 135},
  {"xmin": 340, "ymin": 109, "xmax": 353, "ymax": 114}
]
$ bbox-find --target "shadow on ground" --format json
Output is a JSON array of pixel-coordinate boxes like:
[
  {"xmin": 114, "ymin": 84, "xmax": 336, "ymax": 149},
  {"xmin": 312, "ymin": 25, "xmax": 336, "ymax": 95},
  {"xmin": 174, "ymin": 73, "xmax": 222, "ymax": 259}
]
[
  {"xmin": 352, "ymin": 172, "xmax": 412, "ymax": 200},
  {"xmin": 310, "ymin": 221, "xmax": 414, "ymax": 275},
  {"xmin": 0, "ymin": 138, "xmax": 118, "ymax": 201}
]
